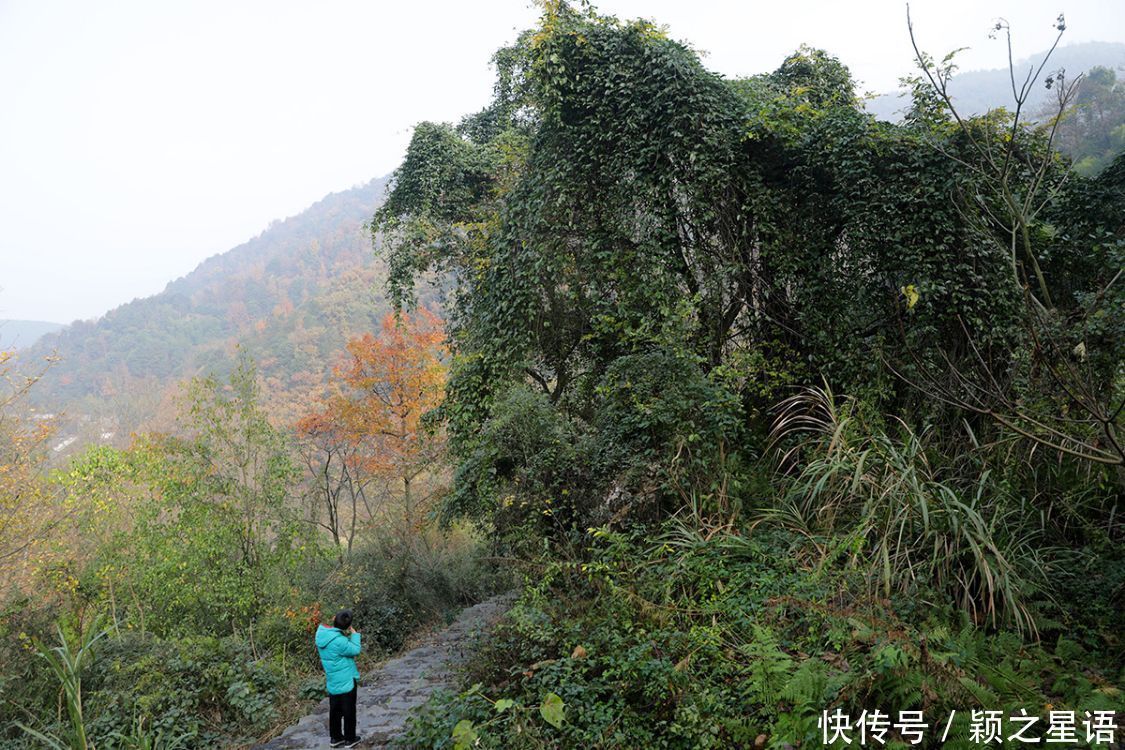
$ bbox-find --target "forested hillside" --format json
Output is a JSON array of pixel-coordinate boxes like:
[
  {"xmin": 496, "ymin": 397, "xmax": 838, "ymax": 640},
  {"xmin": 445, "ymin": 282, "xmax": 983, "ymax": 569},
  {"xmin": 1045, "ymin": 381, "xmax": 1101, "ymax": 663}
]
[
  {"xmin": 22, "ymin": 176, "xmax": 402, "ymax": 441},
  {"xmin": 1, "ymin": 3, "xmax": 1122, "ymax": 749}
]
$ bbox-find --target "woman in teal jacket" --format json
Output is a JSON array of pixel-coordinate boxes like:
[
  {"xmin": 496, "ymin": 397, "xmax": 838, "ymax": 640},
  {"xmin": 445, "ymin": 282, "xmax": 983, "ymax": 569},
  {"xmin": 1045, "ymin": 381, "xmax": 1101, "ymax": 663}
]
[{"xmin": 316, "ymin": 610, "xmax": 362, "ymax": 747}]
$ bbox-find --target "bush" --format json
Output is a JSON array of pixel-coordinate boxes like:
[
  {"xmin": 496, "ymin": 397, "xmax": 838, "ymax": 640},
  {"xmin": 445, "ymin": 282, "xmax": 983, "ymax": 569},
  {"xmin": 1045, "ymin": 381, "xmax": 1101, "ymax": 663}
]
[
  {"xmin": 1, "ymin": 521, "xmax": 505, "ymax": 748},
  {"xmin": 395, "ymin": 523, "xmax": 1123, "ymax": 749},
  {"xmin": 82, "ymin": 632, "xmax": 285, "ymax": 748},
  {"xmin": 448, "ymin": 352, "xmax": 748, "ymax": 545},
  {"xmin": 761, "ymin": 386, "xmax": 1055, "ymax": 634},
  {"xmin": 311, "ymin": 523, "xmax": 508, "ymax": 654},
  {"xmin": 593, "ymin": 350, "xmax": 745, "ymax": 494},
  {"xmin": 449, "ymin": 384, "xmax": 593, "ymax": 544}
]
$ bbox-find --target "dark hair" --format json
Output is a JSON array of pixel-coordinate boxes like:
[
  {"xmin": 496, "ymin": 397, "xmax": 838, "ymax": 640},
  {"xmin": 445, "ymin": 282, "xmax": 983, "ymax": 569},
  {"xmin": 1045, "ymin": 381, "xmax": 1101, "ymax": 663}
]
[{"xmin": 333, "ymin": 610, "xmax": 353, "ymax": 630}]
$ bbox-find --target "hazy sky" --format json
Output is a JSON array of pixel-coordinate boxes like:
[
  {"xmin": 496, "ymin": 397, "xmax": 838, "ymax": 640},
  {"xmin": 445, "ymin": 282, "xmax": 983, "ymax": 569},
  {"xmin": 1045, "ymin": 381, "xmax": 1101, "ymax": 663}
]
[{"xmin": 2, "ymin": 0, "xmax": 1122, "ymax": 324}]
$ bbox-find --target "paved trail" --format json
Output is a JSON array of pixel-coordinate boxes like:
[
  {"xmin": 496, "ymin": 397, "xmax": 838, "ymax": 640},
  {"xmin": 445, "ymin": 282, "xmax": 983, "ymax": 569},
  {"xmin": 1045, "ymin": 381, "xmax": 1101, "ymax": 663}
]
[{"xmin": 255, "ymin": 595, "xmax": 513, "ymax": 750}]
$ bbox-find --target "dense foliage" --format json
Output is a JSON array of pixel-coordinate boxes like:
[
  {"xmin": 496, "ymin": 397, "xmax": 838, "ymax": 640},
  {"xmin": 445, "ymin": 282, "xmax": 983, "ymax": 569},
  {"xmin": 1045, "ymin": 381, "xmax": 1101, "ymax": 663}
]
[
  {"xmin": 371, "ymin": 3, "xmax": 1123, "ymax": 747},
  {"xmin": 376, "ymin": 1, "xmax": 1121, "ymax": 540},
  {"xmin": 396, "ymin": 521, "xmax": 1121, "ymax": 749}
]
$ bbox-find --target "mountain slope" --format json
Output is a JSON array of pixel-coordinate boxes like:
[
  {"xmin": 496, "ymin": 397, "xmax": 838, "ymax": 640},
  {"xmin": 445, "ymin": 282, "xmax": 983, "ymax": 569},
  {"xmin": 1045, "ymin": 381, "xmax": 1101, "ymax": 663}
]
[
  {"xmin": 866, "ymin": 41, "xmax": 1125, "ymax": 121},
  {"xmin": 24, "ymin": 175, "xmax": 400, "ymax": 442}
]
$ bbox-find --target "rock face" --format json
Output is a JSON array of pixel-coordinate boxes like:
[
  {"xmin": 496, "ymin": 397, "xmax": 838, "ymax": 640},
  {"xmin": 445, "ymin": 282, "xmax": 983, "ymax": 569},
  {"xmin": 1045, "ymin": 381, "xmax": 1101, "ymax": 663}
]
[{"xmin": 255, "ymin": 595, "xmax": 513, "ymax": 750}]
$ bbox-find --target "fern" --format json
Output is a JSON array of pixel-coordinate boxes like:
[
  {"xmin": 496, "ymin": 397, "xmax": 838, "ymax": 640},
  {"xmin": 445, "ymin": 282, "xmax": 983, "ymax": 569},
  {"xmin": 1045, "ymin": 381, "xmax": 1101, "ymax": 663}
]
[
  {"xmin": 741, "ymin": 625, "xmax": 794, "ymax": 715},
  {"xmin": 782, "ymin": 658, "xmax": 830, "ymax": 707}
]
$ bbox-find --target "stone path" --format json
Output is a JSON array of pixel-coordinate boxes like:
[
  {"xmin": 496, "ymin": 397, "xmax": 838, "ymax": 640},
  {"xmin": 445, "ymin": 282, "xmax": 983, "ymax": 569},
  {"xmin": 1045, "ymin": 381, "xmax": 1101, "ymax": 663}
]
[{"xmin": 255, "ymin": 595, "xmax": 513, "ymax": 750}]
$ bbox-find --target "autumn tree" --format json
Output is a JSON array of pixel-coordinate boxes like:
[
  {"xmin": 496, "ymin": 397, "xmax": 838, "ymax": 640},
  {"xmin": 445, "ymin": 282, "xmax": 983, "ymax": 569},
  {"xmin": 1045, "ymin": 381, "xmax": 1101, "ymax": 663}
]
[
  {"xmin": 295, "ymin": 410, "xmax": 375, "ymax": 554},
  {"xmin": 298, "ymin": 309, "xmax": 447, "ymax": 541}
]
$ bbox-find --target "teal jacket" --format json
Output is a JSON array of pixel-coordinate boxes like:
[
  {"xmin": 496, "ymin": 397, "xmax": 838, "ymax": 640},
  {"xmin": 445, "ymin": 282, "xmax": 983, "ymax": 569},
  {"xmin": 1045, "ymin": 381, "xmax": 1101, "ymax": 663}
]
[{"xmin": 315, "ymin": 625, "xmax": 361, "ymax": 695}]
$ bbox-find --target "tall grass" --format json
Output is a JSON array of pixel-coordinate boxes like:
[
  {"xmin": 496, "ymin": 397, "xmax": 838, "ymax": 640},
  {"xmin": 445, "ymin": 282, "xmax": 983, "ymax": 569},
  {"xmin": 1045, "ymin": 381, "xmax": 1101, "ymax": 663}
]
[{"xmin": 757, "ymin": 386, "xmax": 1051, "ymax": 634}]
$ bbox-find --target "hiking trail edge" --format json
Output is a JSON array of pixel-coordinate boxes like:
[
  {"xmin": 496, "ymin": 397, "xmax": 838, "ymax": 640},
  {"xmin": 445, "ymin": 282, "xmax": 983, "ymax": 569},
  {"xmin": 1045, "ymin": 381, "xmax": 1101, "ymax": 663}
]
[{"xmin": 255, "ymin": 594, "xmax": 514, "ymax": 750}]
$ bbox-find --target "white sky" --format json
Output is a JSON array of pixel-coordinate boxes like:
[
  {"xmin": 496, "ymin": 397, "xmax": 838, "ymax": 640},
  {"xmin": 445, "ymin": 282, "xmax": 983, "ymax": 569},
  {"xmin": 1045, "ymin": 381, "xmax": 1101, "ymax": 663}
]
[{"xmin": 2, "ymin": 0, "xmax": 1122, "ymax": 324}]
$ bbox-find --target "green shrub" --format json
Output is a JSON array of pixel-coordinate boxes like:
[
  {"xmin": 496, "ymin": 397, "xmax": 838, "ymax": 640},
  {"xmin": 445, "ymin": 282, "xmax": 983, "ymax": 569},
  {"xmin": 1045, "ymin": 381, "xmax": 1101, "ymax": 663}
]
[
  {"xmin": 396, "ymin": 523, "xmax": 1123, "ymax": 749},
  {"xmin": 449, "ymin": 384, "xmax": 594, "ymax": 544},
  {"xmin": 82, "ymin": 633, "xmax": 284, "ymax": 747},
  {"xmin": 311, "ymin": 522, "xmax": 508, "ymax": 654},
  {"xmin": 593, "ymin": 350, "xmax": 745, "ymax": 493},
  {"xmin": 448, "ymin": 353, "xmax": 747, "ymax": 544}
]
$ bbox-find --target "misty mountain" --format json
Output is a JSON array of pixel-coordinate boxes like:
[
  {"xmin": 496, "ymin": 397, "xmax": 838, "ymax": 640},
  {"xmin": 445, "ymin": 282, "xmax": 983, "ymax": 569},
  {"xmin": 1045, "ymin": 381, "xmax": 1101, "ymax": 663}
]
[
  {"xmin": 866, "ymin": 41, "xmax": 1125, "ymax": 122},
  {"xmin": 0, "ymin": 319, "xmax": 64, "ymax": 350},
  {"xmin": 23, "ymin": 175, "xmax": 400, "ymax": 440}
]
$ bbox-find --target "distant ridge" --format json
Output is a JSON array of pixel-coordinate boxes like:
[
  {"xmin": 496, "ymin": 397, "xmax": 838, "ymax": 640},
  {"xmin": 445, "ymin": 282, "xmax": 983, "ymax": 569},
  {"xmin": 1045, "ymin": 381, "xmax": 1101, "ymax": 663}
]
[
  {"xmin": 866, "ymin": 41, "xmax": 1125, "ymax": 121},
  {"xmin": 0, "ymin": 320, "xmax": 64, "ymax": 350}
]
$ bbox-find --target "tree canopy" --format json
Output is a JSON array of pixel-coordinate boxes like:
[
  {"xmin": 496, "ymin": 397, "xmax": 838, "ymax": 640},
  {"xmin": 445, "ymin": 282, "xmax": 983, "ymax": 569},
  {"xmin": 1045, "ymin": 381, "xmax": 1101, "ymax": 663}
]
[{"xmin": 374, "ymin": 2, "xmax": 1123, "ymax": 533}]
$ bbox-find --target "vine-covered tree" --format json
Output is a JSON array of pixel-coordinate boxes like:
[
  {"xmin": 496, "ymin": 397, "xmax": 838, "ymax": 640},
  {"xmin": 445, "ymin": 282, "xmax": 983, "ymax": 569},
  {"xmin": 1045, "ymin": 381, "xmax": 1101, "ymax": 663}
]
[{"xmin": 375, "ymin": 2, "xmax": 1121, "ymax": 534}]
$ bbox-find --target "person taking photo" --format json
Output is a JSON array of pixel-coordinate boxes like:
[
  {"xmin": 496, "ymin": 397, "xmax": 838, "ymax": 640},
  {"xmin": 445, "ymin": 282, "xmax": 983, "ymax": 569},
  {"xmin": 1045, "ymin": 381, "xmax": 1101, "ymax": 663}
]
[{"xmin": 315, "ymin": 609, "xmax": 363, "ymax": 747}]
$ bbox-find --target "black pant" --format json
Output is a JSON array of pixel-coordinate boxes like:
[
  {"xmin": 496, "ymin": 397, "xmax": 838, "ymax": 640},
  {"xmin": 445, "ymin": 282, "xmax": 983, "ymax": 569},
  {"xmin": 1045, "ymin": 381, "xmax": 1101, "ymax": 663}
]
[{"xmin": 328, "ymin": 679, "xmax": 357, "ymax": 741}]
